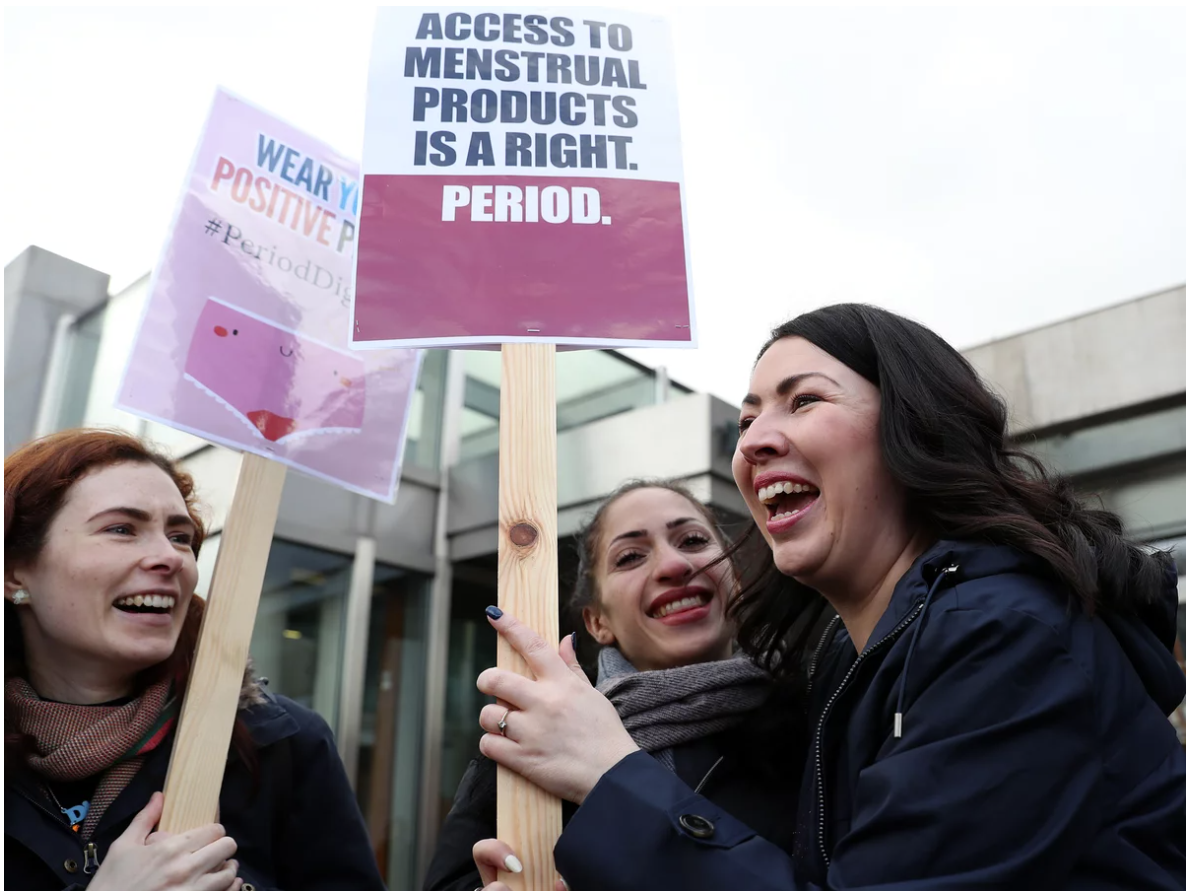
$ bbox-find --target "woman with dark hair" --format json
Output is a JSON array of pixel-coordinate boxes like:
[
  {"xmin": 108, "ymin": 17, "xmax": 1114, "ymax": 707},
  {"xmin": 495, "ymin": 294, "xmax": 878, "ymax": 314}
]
[
  {"xmin": 423, "ymin": 480, "xmax": 806, "ymax": 891},
  {"xmin": 5, "ymin": 429, "xmax": 385, "ymax": 891},
  {"xmin": 471, "ymin": 305, "xmax": 1186, "ymax": 890}
]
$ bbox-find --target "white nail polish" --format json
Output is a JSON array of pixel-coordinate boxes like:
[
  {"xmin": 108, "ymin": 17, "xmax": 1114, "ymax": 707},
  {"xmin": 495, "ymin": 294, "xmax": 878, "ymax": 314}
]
[{"xmin": 504, "ymin": 854, "xmax": 524, "ymax": 874}]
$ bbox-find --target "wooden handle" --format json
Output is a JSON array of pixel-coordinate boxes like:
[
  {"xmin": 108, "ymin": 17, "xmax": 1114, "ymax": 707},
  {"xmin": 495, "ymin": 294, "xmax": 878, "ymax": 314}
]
[
  {"xmin": 160, "ymin": 453, "xmax": 287, "ymax": 831},
  {"xmin": 497, "ymin": 343, "xmax": 563, "ymax": 891}
]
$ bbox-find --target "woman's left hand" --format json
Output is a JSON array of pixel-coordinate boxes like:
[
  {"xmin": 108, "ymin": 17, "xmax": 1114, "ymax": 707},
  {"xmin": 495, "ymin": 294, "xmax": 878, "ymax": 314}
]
[{"xmin": 477, "ymin": 611, "xmax": 640, "ymax": 804}]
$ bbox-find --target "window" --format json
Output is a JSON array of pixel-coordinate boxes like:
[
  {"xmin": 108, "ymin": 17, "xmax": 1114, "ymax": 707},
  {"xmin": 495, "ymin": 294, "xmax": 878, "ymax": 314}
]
[
  {"xmin": 249, "ymin": 539, "xmax": 353, "ymax": 731},
  {"xmin": 354, "ymin": 563, "xmax": 430, "ymax": 889},
  {"xmin": 458, "ymin": 349, "xmax": 680, "ymax": 460}
]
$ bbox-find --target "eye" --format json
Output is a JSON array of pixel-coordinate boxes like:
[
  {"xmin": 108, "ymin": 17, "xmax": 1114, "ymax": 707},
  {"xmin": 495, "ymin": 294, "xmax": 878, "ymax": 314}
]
[
  {"xmin": 105, "ymin": 523, "xmax": 134, "ymax": 536},
  {"xmin": 232, "ymin": 329, "xmax": 239, "ymax": 336},
  {"xmin": 679, "ymin": 532, "xmax": 712, "ymax": 551},
  {"xmin": 613, "ymin": 550, "xmax": 644, "ymax": 569},
  {"xmin": 737, "ymin": 416, "xmax": 754, "ymax": 435},
  {"xmin": 791, "ymin": 393, "xmax": 821, "ymax": 412},
  {"xmin": 169, "ymin": 532, "xmax": 194, "ymax": 547}
]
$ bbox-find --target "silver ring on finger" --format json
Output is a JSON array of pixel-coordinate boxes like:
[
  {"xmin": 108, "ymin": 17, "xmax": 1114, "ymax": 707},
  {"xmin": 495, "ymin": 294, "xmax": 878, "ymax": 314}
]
[{"xmin": 497, "ymin": 707, "xmax": 512, "ymax": 736}]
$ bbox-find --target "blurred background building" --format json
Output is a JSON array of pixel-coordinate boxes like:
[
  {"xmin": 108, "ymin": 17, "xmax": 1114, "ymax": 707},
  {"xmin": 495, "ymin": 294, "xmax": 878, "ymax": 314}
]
[{"xmin": 7, "ymin": 245, "xmax": 1185, "ymax": 889}]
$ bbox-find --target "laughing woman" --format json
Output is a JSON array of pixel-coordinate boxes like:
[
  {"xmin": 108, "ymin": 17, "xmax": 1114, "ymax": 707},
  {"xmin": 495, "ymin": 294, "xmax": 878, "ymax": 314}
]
[
  {"xmin": 473, "ymin": 305, "xmax": 1186, "ymax": 890},
  {"xmin": 423, "ymin": 480, "xmax": 808, "ymax": 891},
  {"xmin": 5, "ymin": 429, "xmax": 385, "ymax": 891}
]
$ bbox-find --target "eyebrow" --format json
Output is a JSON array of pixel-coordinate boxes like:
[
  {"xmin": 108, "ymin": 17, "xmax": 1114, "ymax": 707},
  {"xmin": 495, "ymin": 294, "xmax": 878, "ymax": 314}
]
[
  {"xmin": 88, "ymin": 507, "xmax": 196, "ymax": 530},
  {"xmin": 607, "ymin": 517, "xmax": 698, "ymax": 548},
  {"xmin": 742, "ymin": 371, "xmax": 842, "ymax": 407}
]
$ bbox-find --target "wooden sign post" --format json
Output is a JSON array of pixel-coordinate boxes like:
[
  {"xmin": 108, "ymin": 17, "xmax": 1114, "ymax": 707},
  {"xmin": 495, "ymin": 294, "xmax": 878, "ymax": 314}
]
[
  {"xmin": 496, "ymin": 343, "xmax": 564, "ymax": 891},
  {"xmin": 160, "ymin": 453, "xmax": 287, "ymax": 830}
]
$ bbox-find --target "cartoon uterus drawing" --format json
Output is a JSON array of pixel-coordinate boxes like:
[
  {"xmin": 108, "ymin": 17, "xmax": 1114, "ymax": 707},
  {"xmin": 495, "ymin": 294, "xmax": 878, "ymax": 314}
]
[{"xmin": 184, "ymin": 297, "xmax": 365, "ymax": 443}]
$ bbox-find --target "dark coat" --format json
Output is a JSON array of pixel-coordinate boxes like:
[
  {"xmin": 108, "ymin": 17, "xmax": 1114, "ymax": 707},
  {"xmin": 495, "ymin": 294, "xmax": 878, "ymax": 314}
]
[
  {"xmin": 5, "ymin": 691, "xmax": 386, "ymax": 891},
  {"xmin": 553, "ymin": 540, "xmax": 1186, "ymax": 890},
  {"xmin": 424, "ymin": 707, "xmax": 804, "ymax": 891}
]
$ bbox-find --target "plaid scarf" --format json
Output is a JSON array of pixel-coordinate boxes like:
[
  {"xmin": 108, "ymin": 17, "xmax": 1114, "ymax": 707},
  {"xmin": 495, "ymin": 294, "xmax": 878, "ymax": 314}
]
[
  {"xmin": 595, "ymin": 646, "xmax": 772, "ymax": 771},
  {"xmin": 5, "ymin": 676, "xmax": 178, "ymax": 839}
]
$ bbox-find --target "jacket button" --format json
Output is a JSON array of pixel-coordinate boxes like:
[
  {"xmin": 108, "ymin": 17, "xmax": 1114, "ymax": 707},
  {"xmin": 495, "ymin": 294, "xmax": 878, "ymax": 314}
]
[
  {"xmin": 64, "ymin": 859, "xmax": 79, "ymax": 873},
  {"xmin": 678, "ymin": 813, "xmax": 716, "ymax": 839}
]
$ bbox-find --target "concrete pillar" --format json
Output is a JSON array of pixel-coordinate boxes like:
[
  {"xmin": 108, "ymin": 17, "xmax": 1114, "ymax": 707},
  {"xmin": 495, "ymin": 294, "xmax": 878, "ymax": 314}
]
[{"xmin": 4, "ymin": 246, "xmax": 109, "ymax": 453}]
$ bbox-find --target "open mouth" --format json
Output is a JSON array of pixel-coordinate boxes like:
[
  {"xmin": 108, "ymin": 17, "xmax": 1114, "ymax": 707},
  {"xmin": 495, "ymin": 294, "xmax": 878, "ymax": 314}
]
[
  {"xmin": 114, "ymin": 594, "xmax": 177, "ymax": 615},
  {"xmin": 648, "ymin": 589, "xmax": 712, "ymax": 620},
  {"xmin": 758, "ymin": 480, "xmax": 820, "ymax": 521}
]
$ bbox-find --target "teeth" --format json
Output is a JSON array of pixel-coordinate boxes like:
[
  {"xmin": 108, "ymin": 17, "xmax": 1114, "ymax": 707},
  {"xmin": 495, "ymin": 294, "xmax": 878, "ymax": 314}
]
[
  {"xmin": 653, "ymin": 595, "xmax": 708, "ymax": 619},
  {"xmin": 115, "ymin": 595, "xmax": 177, "ymax": 609},
  {"xmin": 757, "ymin": 480, "xmax": 819, "ymax": 504}
]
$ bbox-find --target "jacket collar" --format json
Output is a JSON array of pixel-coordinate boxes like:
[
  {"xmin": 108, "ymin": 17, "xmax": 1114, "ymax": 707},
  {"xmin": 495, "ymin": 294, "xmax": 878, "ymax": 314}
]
[
  {"xmin": 239, "ymin": 688, "xmax": 299, "ymax": 747},
  {"xmin": 863, "ymin": 539, "xmax": 1046, "ymax": 651}
]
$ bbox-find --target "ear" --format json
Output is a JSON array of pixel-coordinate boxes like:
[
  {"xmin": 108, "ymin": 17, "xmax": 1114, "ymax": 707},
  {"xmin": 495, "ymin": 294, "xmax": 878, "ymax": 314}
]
[
  {"xmin": 4, "ymin": 567, "xmax": 28, "ymax": 602},
  {"xmin": 582, "ymin": 606, "xmax": 616, "ymax": 646}
]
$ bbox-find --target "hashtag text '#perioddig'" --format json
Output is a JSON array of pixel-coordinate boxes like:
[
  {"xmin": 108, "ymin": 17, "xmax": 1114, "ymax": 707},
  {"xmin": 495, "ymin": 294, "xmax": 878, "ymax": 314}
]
[{"xmin": 203, "ymin": 218, "xmax": 353, "ymax": 308}]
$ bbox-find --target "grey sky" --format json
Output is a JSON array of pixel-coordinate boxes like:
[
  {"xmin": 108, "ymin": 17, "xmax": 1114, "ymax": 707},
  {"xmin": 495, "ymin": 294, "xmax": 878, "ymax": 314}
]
[{"xmin": 5, "ymin": 6, "xmax": 1184, "ymax": 405}]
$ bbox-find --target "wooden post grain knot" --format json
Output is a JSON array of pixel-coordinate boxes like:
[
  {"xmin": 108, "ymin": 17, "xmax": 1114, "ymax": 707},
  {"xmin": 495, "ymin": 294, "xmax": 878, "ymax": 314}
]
[{"xmin": 509, "ymin": 523, "xmax": 539, "ymax": 547}]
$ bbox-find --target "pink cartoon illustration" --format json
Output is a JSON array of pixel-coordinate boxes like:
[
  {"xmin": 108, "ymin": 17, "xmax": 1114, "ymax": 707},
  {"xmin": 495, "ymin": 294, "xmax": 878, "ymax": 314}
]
[{"xmin": 184, "ymin": 297, "xmax": 365, "ymax": 443}]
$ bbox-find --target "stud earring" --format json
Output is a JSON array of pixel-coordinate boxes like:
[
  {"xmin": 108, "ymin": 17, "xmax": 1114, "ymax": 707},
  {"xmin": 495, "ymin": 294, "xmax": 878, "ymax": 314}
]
[{"xmin": 11, "ymin": 590, "xmax": 29, "ymax": 605}]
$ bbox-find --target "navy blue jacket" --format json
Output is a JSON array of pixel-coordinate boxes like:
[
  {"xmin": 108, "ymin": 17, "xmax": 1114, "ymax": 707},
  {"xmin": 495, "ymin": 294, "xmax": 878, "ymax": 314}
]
[
  {"xmin": 5, "ymin": 692, "xmax": 386, "ymax": 891},
  {"xmin": 555, "ymin": 541, "xmax": 1186, "ymax": 890}
]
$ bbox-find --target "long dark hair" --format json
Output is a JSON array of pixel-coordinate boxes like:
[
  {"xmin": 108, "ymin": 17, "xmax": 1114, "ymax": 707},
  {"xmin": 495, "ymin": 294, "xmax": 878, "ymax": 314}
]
[{"xmin": 731, "ymin": 303, "xmax": 1175, "ymax": 676}]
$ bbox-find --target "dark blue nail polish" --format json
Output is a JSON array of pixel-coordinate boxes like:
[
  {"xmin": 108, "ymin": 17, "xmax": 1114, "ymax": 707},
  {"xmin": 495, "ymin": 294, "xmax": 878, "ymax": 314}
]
[
  {"xmin": 571, "ymin": 631, "xmax": 578, "ymax": 647},
  {"xmin": 485, "ymin": 605, "xmax": 503, "ymax": 620}
]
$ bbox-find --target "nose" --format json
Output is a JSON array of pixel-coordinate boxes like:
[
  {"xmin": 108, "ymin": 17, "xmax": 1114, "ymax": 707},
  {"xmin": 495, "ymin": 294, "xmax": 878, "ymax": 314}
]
[
  {"xmin": 736, "ymin": 412, "xmax": 791, "ymax": 467},
  {"xmin": 140, "ymin": 534, "xmax": 185, "ymax": 575},
  {"xmin": 653, "ymin": 541, "xmax": 694, "ymax": 584}
]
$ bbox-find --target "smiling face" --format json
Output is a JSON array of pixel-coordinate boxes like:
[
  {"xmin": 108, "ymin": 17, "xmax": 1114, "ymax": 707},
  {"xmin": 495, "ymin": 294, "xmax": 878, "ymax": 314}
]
[
  {"xmin": 6, "ymin": 462, "xmax": 200, "ymax": 693},
  {"xmin": 732, "ymin": 336, "xmax": 916, "ymax": 596},
  {"xmin": 583, "ymin": 487, "xmax": 735, "ymax": 672}
]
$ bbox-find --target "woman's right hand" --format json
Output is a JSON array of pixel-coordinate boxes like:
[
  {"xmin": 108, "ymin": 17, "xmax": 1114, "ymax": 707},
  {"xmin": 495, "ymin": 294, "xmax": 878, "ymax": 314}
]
[
  {"xmin": 88, "ymin": 792, "xmax": 242, "ymax": 891},
  {"xmin": 472, "ymin": 838, "xmax": 566, "ymax": 891}
]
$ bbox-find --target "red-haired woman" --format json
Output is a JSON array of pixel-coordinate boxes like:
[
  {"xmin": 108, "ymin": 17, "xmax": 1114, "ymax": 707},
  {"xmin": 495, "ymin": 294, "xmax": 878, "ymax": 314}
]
[{"xmin": 5, "ymin": 429, "xmax": 385, "ymax": 891}]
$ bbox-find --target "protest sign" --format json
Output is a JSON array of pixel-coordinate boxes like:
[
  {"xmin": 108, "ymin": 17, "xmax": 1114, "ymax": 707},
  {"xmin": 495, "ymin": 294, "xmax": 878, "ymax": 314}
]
[
  {"xmin": 357, "ymin": 9, "xmax": 691, "ymax": 888},
  {"xmin": 353, "ymin": 6, "xmax": 694, "ymax": 349},
  {"xmin": 117, "ymin": 88, "xmax": 422, "ymax": 502},
  {"xmin": 115, "ymin": 89, "xmax": 419, "ymax": 833}
]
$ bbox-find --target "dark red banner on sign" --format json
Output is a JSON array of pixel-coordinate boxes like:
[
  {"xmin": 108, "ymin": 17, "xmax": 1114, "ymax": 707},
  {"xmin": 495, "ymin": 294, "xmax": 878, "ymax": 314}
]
[{"xmin": 353, "ymin": 175, "xmax": 691, "ymax": 346}]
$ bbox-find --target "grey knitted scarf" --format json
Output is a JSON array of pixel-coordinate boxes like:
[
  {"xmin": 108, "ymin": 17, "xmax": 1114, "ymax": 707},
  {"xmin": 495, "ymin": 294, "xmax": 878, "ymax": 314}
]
[{"xmin": 595, "ymin": 646, "xmax": 772, "ymax": 771}]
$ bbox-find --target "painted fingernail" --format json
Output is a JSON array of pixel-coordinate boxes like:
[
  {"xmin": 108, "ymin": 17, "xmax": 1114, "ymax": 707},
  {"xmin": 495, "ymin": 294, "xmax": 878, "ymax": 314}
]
[
  {"xmin": 505, "ymin": 854, "xmax": 524, "ymax": 873},
  {"xmin": 570, "ymin": 631, "xmax": 578, "ymax": 647},
  {"xmin": 486, "ymin": 605, "xmax": 503, "ymax": 620}
]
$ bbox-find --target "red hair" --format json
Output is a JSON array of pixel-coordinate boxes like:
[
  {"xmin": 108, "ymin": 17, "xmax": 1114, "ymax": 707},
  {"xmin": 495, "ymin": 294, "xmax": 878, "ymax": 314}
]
[
  {"xmin": 5, "ymin": 427, "xmax": 207, "ymax": 564},
  {"xmin": 5, "ymin": 429, "xmax": 256, "ymax": 771}
]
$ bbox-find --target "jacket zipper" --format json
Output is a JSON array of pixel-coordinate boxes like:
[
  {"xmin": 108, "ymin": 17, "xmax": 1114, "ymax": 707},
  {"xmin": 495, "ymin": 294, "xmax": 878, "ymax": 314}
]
[
  {"xmin": 84, "ymin": 841, "xmax": 101, "ymax": 873},
  {"xmin": 16, "ymin": 786, "xmax": 102, "ymax": 876},
  {"xmin": 807, "ymin": 615, "xmax": 843, "ymax": 696},
  {"xmin": 813, "ymin": 565, "xmax": 958, "ymax": 868}
]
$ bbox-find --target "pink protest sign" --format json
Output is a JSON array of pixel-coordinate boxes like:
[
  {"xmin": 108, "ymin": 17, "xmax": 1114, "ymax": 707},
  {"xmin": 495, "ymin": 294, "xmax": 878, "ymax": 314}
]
[
  {"xmin": 117, "ymin": 89, "xmax": 421, "ymax": 501},
  {"xmin": 353, "ymin": 7, "xmax": 695, "ymax": 349}
]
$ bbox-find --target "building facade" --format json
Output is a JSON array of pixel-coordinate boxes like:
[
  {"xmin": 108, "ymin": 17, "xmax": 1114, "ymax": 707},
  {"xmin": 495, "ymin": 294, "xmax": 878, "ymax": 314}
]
[{"xmin": 7, "ymin": 245, "xmax": 1185, "ymax": 887}]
